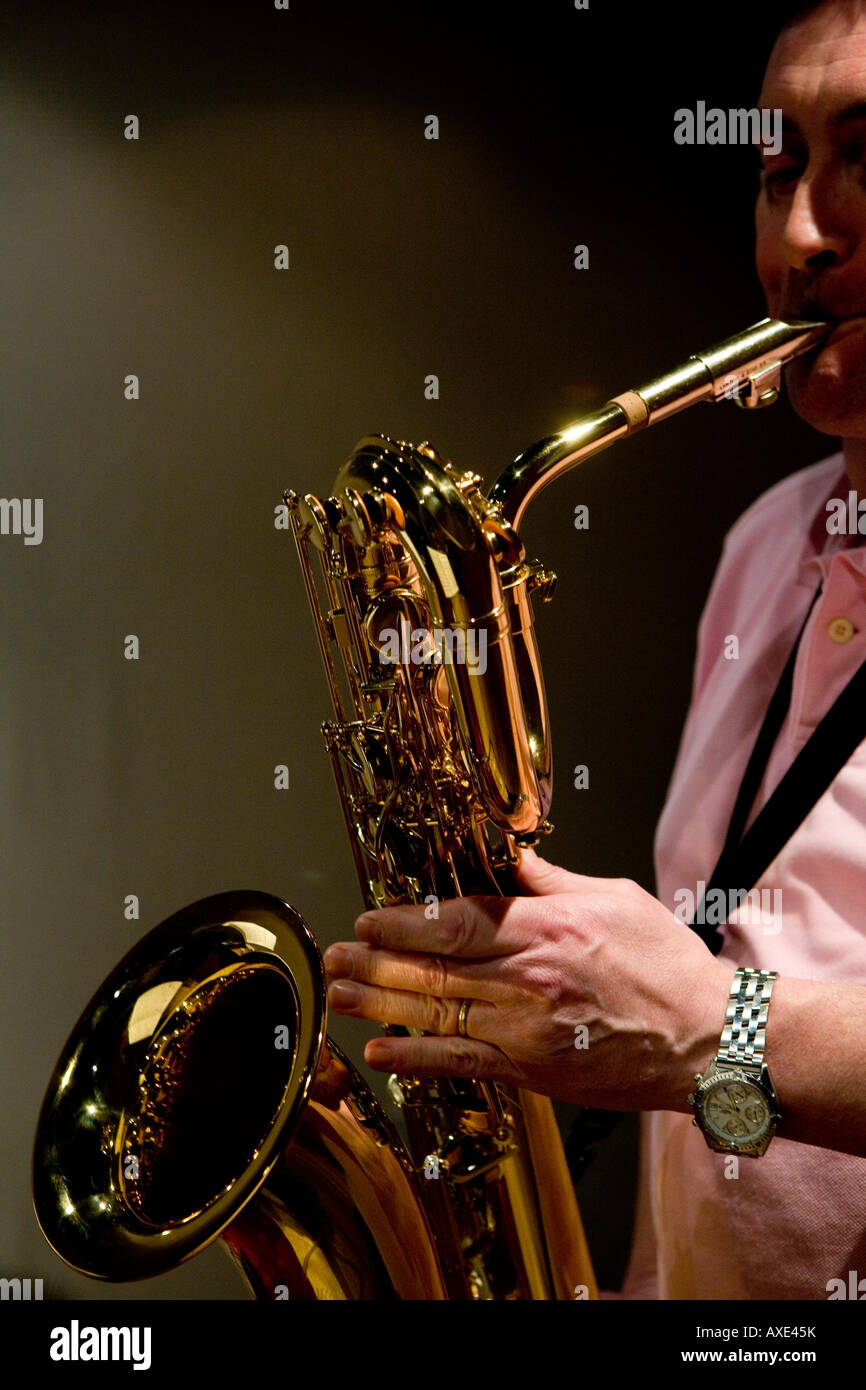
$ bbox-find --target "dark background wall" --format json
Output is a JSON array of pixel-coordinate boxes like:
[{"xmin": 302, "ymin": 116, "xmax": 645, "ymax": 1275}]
[{"xmin": 2, "ymin": 1, "xmax": 827, "ymax": 1299}]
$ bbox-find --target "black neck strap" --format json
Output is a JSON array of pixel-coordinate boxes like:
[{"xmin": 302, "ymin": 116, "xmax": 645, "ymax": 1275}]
[
  {"xmin": 690, "ymin": 580, "xmax": 866, "ymax": 952},
  {"xmin": 720, "ymin": 585, "xmax": 823, "ymax": 856}
]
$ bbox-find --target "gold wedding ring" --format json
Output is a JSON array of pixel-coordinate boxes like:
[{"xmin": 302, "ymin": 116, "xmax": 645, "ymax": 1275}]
[{"xmin": 457, "ymin": 999, "xmax": 472, "ymax": 1038}]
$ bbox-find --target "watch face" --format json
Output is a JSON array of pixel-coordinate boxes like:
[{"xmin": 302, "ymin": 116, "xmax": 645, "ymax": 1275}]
[{"xmin": 700, "ymin": 1073, "xmax": 773, "ymax": 1148}]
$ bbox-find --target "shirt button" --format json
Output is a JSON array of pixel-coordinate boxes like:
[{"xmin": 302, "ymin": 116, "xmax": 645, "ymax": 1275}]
[{"xmin": 827, "ymin": 616, "xmax": 857, "ymax": 643}]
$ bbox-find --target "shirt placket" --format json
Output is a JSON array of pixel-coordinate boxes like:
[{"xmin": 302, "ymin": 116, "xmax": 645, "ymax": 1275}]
[{"xmin": 789, "ymin": 552, "xmax": 866, "ymax": 748}]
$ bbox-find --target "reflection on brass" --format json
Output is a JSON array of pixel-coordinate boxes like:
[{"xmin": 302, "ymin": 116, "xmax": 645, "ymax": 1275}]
[{"xmin": 33, "ymin": 318, "xmax": 828, "ymax": 1300}]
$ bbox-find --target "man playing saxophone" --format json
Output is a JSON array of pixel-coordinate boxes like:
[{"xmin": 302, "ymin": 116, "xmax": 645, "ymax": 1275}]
[{"xmin": 324, "ymin": 0, "xmax": 866, "ymax": 1300}]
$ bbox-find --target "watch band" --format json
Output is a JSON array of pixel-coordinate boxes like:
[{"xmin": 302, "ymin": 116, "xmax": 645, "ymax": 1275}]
[
  {"xmin": 689, "ymin": 966, "xmax": 781, "ymax": 1157},
  {"xmin": 718, "ymin": 966, "xmax": 777, "ymax": 1069}
]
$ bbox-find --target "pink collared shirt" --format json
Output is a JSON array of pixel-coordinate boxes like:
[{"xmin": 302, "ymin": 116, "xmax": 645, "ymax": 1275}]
[{"xmin": 621, "ymin": 452, "xmax": 866, "ymax": 1300}]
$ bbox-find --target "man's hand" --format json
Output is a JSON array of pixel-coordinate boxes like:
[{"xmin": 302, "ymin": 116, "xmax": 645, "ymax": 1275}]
[{"xmin": 323, "ymin": 849, "xmax": 732, "ymax": 1113}]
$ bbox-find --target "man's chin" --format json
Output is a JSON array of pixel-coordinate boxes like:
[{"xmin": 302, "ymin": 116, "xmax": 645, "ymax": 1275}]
[{"xmin": 785, "ymin": 329, "xmax": 866, "ymax": 438}]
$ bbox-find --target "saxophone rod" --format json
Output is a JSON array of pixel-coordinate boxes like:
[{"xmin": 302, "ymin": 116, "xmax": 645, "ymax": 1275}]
[{"xmin": 489, "ymin": 317, "xmax": 831, "ymax": 529}]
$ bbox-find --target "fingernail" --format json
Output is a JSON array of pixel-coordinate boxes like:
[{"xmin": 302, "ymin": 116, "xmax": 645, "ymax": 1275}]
[
  {"xmin": 355, "ymin": 914, "xmax": 380, "ymax": 944},
  {"xmin": 323, "ymin": 945, "xmax": 351, "ymax": 976},
  {"xmin": 329, "ymin": 979, "xmax": 361, "ymax": 1008},
  {"xmin": 365, "ymin": 1039, "xmax": 392, "ymax": 1067}
]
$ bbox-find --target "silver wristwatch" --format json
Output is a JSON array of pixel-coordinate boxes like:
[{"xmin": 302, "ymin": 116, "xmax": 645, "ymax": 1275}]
[{"xmin": 688, "ymin": 967, "xmax": 781, "ymax": 1158}]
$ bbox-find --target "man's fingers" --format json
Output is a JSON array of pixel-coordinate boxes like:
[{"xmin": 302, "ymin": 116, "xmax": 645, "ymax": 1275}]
[
  {"xmin": 513, "ymin": 847, "xmax": 618, "ymax": 898},
  {"xmin": 363, "ymin": 1032, "xmax": 515, "ymax": 1082},
  {"xmin": 355, "ymin": 898, "xmax": 510, "ymax": 956},
  {"xmin": 512, "ymin": 847, "xmax": 580, "ymax": 895},
  {"xmin": 355, "ymin": 895, "xmax": 527, "ymax": 957},
  {"xmin": 327, "ymin": 977, "xmax": 497, "ymax": 1040},
  {"xmin": 323, "ymin": 941, "xmax": 502, "ymax": 1001},
  {"xmin": 353, "ymin": 869, "xmax": 619, "ymax": 955}
]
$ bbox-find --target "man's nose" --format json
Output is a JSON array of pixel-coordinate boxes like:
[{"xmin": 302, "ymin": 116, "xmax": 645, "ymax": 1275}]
[{"xmin": 780, "ymin": 173, "xmax": 849, "ymax": 272}]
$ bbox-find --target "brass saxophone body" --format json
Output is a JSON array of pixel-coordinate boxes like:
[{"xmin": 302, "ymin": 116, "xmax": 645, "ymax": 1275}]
[{"xmin": 32, "ymin": 318, "xmax": 827, "ymax": 1300}]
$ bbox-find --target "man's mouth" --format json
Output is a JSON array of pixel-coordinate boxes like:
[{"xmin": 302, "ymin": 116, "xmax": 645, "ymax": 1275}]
[
  {"xmin": 782, "ymin": 304, "xmax": 864, "ymax": 329},
  {"xmin": 817, "ymin": 315, "xmax": 866, "ymax": 349},
  {"xmin": 778, "ymin": 307, "xmax": 866, "ymax": 356}
]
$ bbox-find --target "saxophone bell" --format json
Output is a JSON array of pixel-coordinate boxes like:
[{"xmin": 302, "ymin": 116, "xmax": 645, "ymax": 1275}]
[{"xmin": 33, "ymin": 891, "xmax": 448, "ymax": 1298}]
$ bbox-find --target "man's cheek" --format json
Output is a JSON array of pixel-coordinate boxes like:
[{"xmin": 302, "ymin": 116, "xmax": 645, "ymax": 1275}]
[{"xmin": 754, "ymin": 219, "xmax": 782, "ymax": 311}]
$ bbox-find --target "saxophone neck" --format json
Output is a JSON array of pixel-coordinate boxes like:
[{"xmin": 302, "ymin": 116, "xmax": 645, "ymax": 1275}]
[{"xmin": 489, "ymin": 317, "xmax": 830, "ymax": 528}]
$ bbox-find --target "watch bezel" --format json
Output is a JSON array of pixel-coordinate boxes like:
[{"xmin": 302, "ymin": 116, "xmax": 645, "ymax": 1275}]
[{"xmin": 690, "ymin": 1063, "xmax": 780, "ymax": 1157}]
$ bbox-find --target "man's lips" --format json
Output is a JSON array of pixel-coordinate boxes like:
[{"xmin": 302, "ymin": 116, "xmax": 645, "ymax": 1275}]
[
  {"xmin": 779, "ymin": 307, "xmax": 865, "ymax": 327},
  {"xmin": 812, "ymin": 314, "xmax": 866, "ymax": 349},
  {"xmin": 777, "ymin": 312, "xmax": 866, "ymax": 353}
]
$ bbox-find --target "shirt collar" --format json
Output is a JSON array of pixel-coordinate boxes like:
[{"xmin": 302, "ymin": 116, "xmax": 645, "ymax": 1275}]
[{"xmin": 798, "ymin": 453, "xmax": 866, "ymax": 586}]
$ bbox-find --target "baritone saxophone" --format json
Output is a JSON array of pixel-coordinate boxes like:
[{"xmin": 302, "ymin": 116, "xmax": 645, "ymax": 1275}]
[{"xmin": 32, "ymin": 317, "xmax": 828, "ymax": 1299}]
